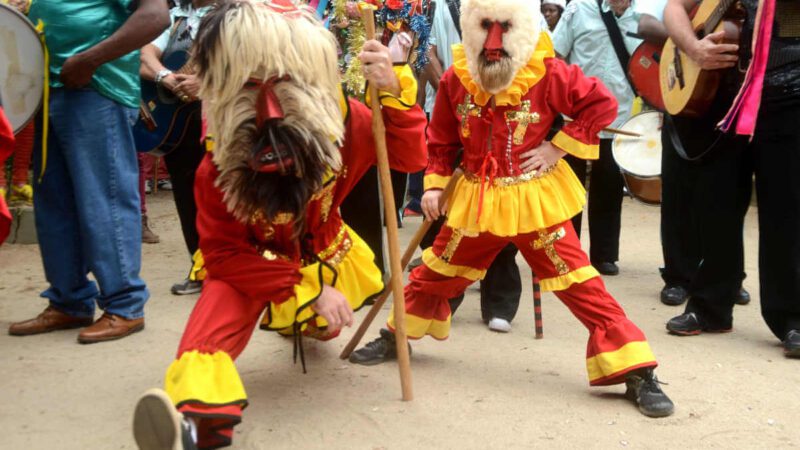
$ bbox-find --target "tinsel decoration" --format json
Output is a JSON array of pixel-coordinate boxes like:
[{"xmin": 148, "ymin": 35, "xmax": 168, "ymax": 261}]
[{"xmin": 375, "ymin": 1, "xmax": 431, "ymax": 73}]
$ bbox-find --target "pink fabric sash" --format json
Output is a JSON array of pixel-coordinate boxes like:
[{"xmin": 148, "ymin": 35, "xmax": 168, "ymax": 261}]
[{"xmin": 718, "ymin": 0, "xmax": 776, "ymax": 138}]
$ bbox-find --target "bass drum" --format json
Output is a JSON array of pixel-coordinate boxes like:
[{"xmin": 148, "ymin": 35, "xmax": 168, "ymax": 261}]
[
  {"xmin": 0, "ymin": 2, "xmax": 44, "ymax": 134},
  {"xmin": 612, "ymin": 111, "xmax": 663, "ymax": 206}
]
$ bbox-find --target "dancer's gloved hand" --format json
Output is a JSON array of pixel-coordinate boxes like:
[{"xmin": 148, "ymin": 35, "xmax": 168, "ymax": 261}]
[
  {"xmin": 388, "ymin": 32, "xmax": 413, "ymax": 63},
  {"xmin": 359, "ymin": 40, "xmax": 401, "ymax": 96},
  {"xmin": 313, "ymin": 285, "xmax": 354, "ymax": 332},
  {"xmin": 421, "ymin": 189, "xmax": 447, "ymax": 222},
  {"xmin": 519, "ymin": 141, "xmax": 566, "ymax": 175}
]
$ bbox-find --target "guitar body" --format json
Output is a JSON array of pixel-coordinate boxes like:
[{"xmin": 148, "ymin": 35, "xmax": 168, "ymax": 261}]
[
  {"xmin": 659, "ymin": 0, "xmax": 742, "ymax": 117},
  {"xmin": 133, "ymin": 50, "xmax": 200, "ymax": 156},
  {"xmin": 629, "ymin": 42, "xmax": 665, "ymax": 111}
]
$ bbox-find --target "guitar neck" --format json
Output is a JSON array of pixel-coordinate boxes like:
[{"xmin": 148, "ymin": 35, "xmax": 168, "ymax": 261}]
[{"xmin": 702, "ymin": 0, "xmax": 737, "ymax": 36}]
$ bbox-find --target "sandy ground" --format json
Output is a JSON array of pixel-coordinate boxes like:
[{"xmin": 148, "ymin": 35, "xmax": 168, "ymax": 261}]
[{"xmin": 1, "ymin": 192, "xmax": 798, "ymax": 450}]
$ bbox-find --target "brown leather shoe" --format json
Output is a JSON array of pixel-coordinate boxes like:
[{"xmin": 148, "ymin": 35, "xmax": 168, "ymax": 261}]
[
  {"xmin": 77, "ymin": 313, "xmax": 144, "ymax": 344},
  {"xmin": 8, "ymin": 306, "xmax": 94, "ymax": 336}
]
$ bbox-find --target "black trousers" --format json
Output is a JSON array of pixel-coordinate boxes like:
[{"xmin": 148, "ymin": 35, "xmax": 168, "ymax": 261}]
[
  {"xmin": 163, "ymin": 114, "xmax": 205, "ymax": 265},
  {"xmin": 566, "ymin": 138, "xmax": 624, "ymax": 263},
  {"xmin": 422, "ymin": 217, "xmax": 522, "ymax": 322},
  {"xmin": 340, "ymin": 166, "xmax": 408, "ymax": 274},
  {"xmin": 677, "ymin": 103, "xmax": 800, "ymax": 338}
]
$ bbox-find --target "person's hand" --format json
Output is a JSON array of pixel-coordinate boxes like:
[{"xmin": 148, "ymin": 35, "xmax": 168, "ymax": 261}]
[
  {"xmin": 421, "ymin": 189, "xmax": 446, "ymax": 222},
  {"xmin": 387, "ymin": 32, "xmax": 413, "ymax": 63},
  {"xmin": 359, "ymin": 39, "xmax": 401, "ymax": 96},
  {"xmin": 173, "ymin": 73, "xmax": 201, "ymax": 102},
  {"xmin": 688, "ymin": 30, "xmax": 739, "ymax": 70},
  {"xmin": 60, "ymin": 52, "xmax": 99, "ymax": 89},
  {"xmin": 519, "ymin": 141, "xmax": 566, "ymax": 174},
  {"xmin": 8, "ymin": 0, "xmax": 29, "ymax": 13},
  {"xmin": 311, "ymin": 285, "xmax": 354, "ymax": 332}
]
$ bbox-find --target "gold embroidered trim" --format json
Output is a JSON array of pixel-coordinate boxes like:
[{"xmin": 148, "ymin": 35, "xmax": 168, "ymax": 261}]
[
  {"xmin": 504, "ymin": 100, "xmax": 541, "ymax": 145},
  {"xmin": 456, "ymin": 94, "xmax": 481, "ymax": 139},
  {"xmin": 316, "ymin": 225, "xmax": 352, "ymax": 266},
  {"xmin": 531, "ymin": 227, "xmax": 569, "ymax": 275},
  {"xmin": 462, "ymin": 166, "xmax": 556, "ymax": 187},
  {"xmin": 441, "ymin": 228, "xmax": 479, "ymax": 262}
]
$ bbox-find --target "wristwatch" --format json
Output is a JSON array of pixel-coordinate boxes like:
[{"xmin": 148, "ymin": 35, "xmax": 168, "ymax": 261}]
[{"xmin": 155, "ymin": 69, "xmax": 173, "ymax": 85}]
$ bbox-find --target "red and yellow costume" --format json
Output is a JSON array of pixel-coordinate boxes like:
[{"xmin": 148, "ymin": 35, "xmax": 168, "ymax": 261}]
[
  {"xmin": 386, "ymin": 32, "xmax": 658, "ymax": 386},
  {"xmin": 0, "ymin": 107, "xmax": 14, "ymax": 244},
  {"xmin": 164, "ymin": 83, "xmax": 426, "ymax": 448}
]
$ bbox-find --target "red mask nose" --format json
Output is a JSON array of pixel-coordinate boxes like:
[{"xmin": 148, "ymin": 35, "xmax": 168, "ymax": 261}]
[
  {"xmin": 256, "ymin": 81, "xmax": 285, "ymax": 127},
  {"xmin": 483, "ymin": 21, "xmax": 506, "ymax": 62}
]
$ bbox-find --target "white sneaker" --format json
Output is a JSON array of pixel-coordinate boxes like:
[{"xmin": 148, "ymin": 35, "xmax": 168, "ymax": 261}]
[
  {"xmin": 488, "ymin": 318, "xmax": 511, "ymax": 333},
  {"xmin": 133, "ymin": 388, "xmax": 197, "ymax": 450}
]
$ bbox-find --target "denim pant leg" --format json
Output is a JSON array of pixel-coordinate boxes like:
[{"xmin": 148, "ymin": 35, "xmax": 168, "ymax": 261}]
[
  {"xmin": 33, "ymin": 100, "xmax": 98, "ymax": 318},
  {"xmin": 46, "ymin": 89, "xmax": 148, "ymax": 319}
]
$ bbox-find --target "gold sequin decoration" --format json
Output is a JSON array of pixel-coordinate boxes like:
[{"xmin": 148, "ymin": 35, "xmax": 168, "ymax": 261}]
[
  {"xmin": 462, "ymin": 165, "xmax": 556, "ymax": 187},
  {"xmin": 441, "ymin": 228, "xmax": 479, "ymax": 262},
  {"xmin": 504, "ymin": 100, "xmax": 541, "ymax": 146},
  {"xmin": 456, "ymin": 94, "xmax": 481, "ymax": 139},
  {"xmin": 531, "ymin": 227, "xmax": 569, "ymax": 275}
]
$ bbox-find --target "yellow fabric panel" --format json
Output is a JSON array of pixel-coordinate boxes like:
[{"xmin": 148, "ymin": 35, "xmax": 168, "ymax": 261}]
[
  {"xmin": 424, "ymin": 173, "xmax": 451, "ymax": 191},
  {"xmin": 586, "ymin": 341, "xmax": 657, "ymax": 383},
  {"xmin": 551, "ymin": 130, "xmax": 599, "ymax": 160},
  {"xmin": 422, "ymin": 248, "xmax": 487, "ymax": 281},
  {"xmin": 365, "ymin": 65, "xmax": 418, "ymax": 111},
  {"xmin": 451, "ymin": 32, "xmax": 555, "ymax": 107},
  {"xmin": 446, "ymin": 160, "xmax": 586, "ymax": 236},
  {"xmin": 388, "ymin": 309, "xmax": 451, "ymax": 340},
  {"xmin": 539, "ymin": 265, "xmax": 599, "ymax": 292},
  {"xmin": 263, "ymin": 226, "xmax": 384, "ymax": 331},
  {"xmin": 165, "ymin": 350, "xmax": 247, "ymax": 407},
  {"xmin": 189, "ymin": 249, "xmax": 207, "ymax": 282}
]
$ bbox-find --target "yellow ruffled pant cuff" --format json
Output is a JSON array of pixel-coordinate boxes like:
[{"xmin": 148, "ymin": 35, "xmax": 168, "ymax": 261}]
[{"xmin": 165, "ymin": 350, "xmax": 247, "ymax": 408}]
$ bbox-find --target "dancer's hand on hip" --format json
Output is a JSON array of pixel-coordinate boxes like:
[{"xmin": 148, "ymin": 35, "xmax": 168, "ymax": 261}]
[
  {"xmin": 313, "ymin": 285, "xmax": 353, "ymax": 332},
  {"xmin": 359, "ymin": 39, "xmax": 401, "ymax": 96},
  {"xmin": 519, "ymin": 141, "xmax": 566, "ymax": 175}
]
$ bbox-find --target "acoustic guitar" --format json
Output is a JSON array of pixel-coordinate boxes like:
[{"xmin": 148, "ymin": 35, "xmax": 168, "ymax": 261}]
[
  {"xmin": 659, "ymin": 0, "xmax": 743, "ymax": 117},
  {"xmin": 629, "ymin": 41, "xmax": 665, "ymax": 111},
  {"xmin": 133, "ymin": 50, "xmax": 201, "ymax": 156}
]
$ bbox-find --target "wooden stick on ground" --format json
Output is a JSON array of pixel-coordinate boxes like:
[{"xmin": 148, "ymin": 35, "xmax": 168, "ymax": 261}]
[
  {"xmin": 358, "ymin": 7, "xmax": 413, "ymax": 401},
  {"xmin": 340, "ymin": 169, "xmax": 463, "ymax": 360}
]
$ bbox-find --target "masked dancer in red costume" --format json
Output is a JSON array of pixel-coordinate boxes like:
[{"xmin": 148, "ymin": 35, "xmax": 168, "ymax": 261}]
[
  {"xmin": 351, "ymin": 0, "xmax": 675, "ymax": 418},
  {"xmin": 132, "ymin": 1, "xmax": 426, "ymax": 448}
]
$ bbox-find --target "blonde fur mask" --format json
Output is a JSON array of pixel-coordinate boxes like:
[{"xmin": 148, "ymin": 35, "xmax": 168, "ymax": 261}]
[
  {"xmin": 460, "ymin": 0, "xmax": 542, "ymax": 94},
  {"xmin": 194, "ymin": 0, "xmax": 343, "ymax": 232}
]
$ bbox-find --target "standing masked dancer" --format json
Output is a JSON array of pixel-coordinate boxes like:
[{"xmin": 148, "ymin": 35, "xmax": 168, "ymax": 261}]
[
  {"xmin": 351, "ymin": 0, "xmax": 675, "ymax": 418},
  {"xmin": 132, "ymin": 1, "xmax": 427, "ymax": 449}
]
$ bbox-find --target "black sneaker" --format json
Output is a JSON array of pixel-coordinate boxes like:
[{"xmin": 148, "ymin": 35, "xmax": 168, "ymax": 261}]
[
  {"xmin": 349, "ymin": 328, "xmax": 411, "ymax": 366},
  {"xmin": 133, "ymin": 388, "xmax": 197, "ymax": 450},
  {"xmin": 735, "ymin": 288, "xmax": 751, "ymax": 306},
  {"xmin": 666, "ymin": 312, "xmax": 732, "ymax": 336},
  {"xmin": 784, "ymin": 330, "xmax": 800, "ymax": 358},
  {"xmin": 625, "ymin": 369, "xmax": 674, "ymax": 418},
  {"xmin": 594, "ymin": 262, "xmax": 619, "ymax": 276},
  {"xmin": 171, "ymin": 279, "xmax": 203, "ymax": 296},
  {"xmin": 660, "ymin": 285, "xmax": 689, "ymax": 306}
]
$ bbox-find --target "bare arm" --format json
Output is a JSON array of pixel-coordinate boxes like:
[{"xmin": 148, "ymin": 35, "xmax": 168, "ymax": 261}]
[
  {"xmin": 423, "ymin": 45, "xmax": 444, "ymax": 91},
  {"xmin": 664, "ymin": 0, "xmax": 738, "ymax": 70},
  {"xmin": 139, "ymin": 44, "xmax": 165, "ymax": 81},
  {"xmin": 60, "ymin": 0, "xmax": 170, "ymax": 88},
  {"xmin": 638, "ymin": 14, "xmax": 669, "ymax": 46}
]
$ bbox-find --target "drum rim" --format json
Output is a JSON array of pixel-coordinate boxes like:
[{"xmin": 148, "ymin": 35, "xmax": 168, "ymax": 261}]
[
  {"xmin": 0, "ymin": 2, "xmax": 45, "ymax": 135},
  {"xmin": 612, "ymin": 110, "xmax": 663, "ymax": 178}
]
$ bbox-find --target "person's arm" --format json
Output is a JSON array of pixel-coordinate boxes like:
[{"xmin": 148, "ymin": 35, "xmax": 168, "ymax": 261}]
[
  {"xmin": 663, "ymin": 0, "xmax": 738, "ymax": 70},
  {"xmin": 425, "ymin": 45, "xmax": 445, "ymax": 91},
  {"xmin": 60, "ymin": 0, "xmax": 170, "ymax": 88},
  {"xmin": 638, "ymin": 14, "xmax": 669, "ymax": 46}
]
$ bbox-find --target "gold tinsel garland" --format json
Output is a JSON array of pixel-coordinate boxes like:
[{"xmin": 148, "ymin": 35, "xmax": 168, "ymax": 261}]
[{"xmin": 331, "ymin": 0, "xmax": 368, "ymax": 97}]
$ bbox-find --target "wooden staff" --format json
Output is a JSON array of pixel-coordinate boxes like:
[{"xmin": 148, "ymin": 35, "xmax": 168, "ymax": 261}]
[
  {"xmin": 563, "ymin": 118, "xmax": 643, "ymax": 138},
  {"xmin": 358, "ymin": 6, "xmax": 413, "ymax": 401},
  {"xmin": 340, "ymin": 169, "xmax": 463, "ymax": 360}
]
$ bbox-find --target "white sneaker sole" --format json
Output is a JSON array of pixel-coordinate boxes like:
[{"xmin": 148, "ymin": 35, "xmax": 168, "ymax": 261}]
[
  {"xmin": 133, "ymin": 388, "xmax": 182, "ymax": 450},
  {"xmin": 488, "ymin": 318, "xmax": 512, "ymax": 333}
]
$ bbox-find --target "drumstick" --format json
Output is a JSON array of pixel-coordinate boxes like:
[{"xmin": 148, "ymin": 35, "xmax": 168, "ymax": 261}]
[{"xmin": 563, "ymin": 118, "xmax": 643, "ymax": 138}]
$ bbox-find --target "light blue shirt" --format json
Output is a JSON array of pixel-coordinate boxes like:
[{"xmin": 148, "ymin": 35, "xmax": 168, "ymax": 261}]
[
  {"xmin": 423, "ymin": 2, "xmax": 462, "ymax": 113},
  {"xmin": 552, "ymin": 0, "xmax": 643, "ymax": 135}
]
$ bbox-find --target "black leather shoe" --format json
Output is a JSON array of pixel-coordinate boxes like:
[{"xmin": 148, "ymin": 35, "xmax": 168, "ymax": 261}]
[
  {"xmin": 666, "ymin": 312, "xmax": 732, "ymax": 336},
  {"xmin": 349, "ymin": 329, "xmax": 411, "ymax": 366},
  {"xmin": 735, "ymin": 288, "xmax": 751, "ymax": 306},
  {"xmin": 595, "ymin": 262, "xmax": 619, "ymax": 276},
  {"xmin": 660, "ymin": 286, "xmax": 689, "ymax": 306},
  {"xmin": 784, "ymin": 330, "xmax": 800, "ymax": 358},
  {"xmin": 625, "ymin": 368, "xmax": 674, "ymax": 418}
]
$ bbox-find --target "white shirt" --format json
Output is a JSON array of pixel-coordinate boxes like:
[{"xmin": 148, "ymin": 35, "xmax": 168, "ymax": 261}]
[
  {"xmin": 552, "ymin": 0, "xmax": 642, "ymax": 135},
  {"xmin": 151, "ymin": 5, "xmax": 213, "ymax": 52},
  {"xmin": 636, "ymin": 0, "xmax": 668, "ymax": 21},
  {"xmin": 423, "ymin": 2, "xmax": 462, "ymax": 113}
]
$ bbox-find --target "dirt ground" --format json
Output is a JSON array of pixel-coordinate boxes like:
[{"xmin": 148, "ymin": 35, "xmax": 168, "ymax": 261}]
[{"xmin": 1, "ymin": 192, "xmax": 798, "ymax": 450}]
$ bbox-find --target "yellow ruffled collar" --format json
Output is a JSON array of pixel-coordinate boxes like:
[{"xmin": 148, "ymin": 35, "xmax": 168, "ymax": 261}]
[{"xmin": 452, "ymin": 32, "xmax": 555, "ymax": 107}]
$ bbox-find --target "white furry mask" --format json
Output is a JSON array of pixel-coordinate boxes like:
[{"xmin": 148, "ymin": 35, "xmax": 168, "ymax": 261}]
[{"xmin": 460, "ymin": 0, "xmax": 542, "ymax": 93}]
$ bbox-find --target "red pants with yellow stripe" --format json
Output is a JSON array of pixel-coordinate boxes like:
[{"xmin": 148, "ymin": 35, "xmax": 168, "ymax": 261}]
[{"xmin": 388, "ymin": 220, "xmax": 657, "ymax": 386}]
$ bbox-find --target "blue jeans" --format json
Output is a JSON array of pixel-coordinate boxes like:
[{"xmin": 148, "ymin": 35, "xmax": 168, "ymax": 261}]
[{"xmin": 32, "ymin": 88, "xmax": 148, "ymax": 319}]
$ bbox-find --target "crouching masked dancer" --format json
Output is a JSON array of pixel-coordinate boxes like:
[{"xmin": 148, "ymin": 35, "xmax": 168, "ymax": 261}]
[
  {"xmin": 351, "ymin": 0, "xmax": 675, "ymax": 418},
  {"xmin": 132, "ymin": 2, "xmax": 427, "ymax": 449}
]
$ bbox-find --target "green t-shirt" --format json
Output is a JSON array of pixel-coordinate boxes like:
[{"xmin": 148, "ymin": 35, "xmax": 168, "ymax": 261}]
[{"xmin": 28, "ymin": 0, "xmax": 141, "ymax": 108}]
